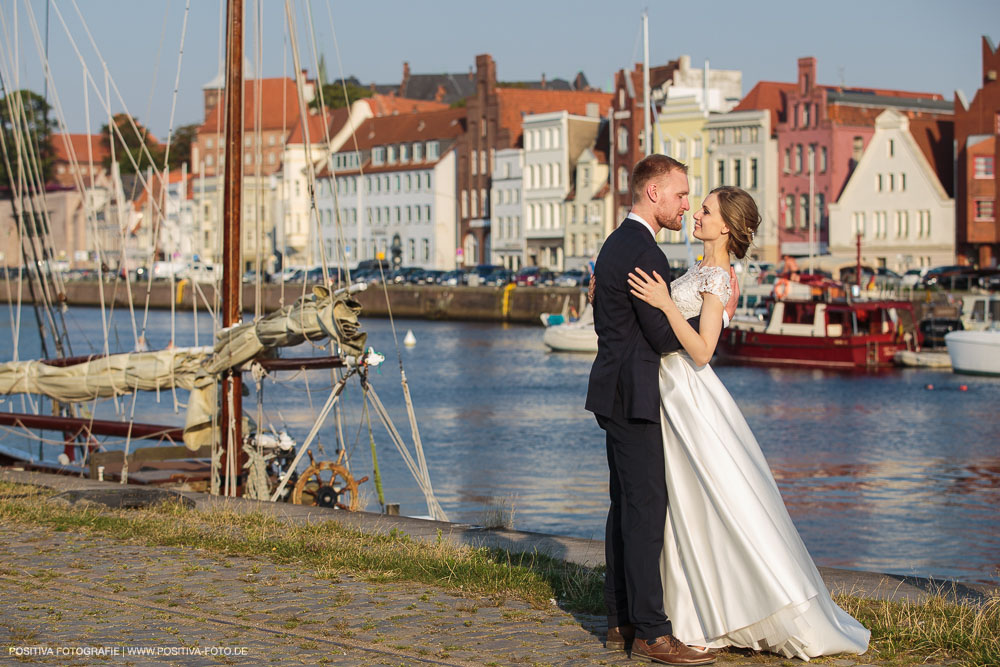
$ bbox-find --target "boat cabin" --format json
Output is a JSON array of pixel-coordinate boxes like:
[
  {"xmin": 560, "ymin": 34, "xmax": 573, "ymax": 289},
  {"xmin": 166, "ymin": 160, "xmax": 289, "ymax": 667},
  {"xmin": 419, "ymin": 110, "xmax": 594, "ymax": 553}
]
[
  {"xmin": 763, "ymin": 300, "xmax": 917, "ymax": 340},
  {"xmin": 959, "ymin": 294, "xmax": 1000, "ymax": 331}
]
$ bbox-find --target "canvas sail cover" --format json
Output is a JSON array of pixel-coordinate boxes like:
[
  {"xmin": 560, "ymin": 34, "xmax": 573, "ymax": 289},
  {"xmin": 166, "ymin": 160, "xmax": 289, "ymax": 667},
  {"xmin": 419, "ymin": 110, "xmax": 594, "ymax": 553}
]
[{"xmin": 0, "ymin": 287, "xmax": 367, "ymax": 450}]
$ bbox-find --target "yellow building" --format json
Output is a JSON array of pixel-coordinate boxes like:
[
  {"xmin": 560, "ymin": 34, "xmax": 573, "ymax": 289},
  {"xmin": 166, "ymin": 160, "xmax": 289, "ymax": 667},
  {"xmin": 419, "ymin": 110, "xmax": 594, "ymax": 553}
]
[{"xmin": 653, "ymin": 95, "xmax": 710, "ymax": 262}]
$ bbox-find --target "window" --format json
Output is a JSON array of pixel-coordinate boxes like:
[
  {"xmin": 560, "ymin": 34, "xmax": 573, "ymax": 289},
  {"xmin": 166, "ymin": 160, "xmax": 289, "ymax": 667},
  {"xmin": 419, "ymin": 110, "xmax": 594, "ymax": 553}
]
[
  {"xmin": 900, "ymin": 173, "xmax": 906, "ymax": 191},
  {"xmin": 852, "ymin": 211, "xmax": 866, "ymax": 237},
  {"xmin": 749, "ymin": 127, "xmax": 759, "ymax": 143},
  {"xmin": 425, "ymin": 204, "xmax": 431, "ymax": 221},
  {"xmin": 471, "ymin": 190, "xmax": 478, "ymax": 217},
  {"xmin": 795, "ymin": 144, "xmax": 803, "ymax": 173},
  {"xmin": 815, "ymin": 193, "xmax": 825, "ymax": 226},
  {"xmin": 784, "ymin": 194, "xmax": 794, "ymax": 229},
  {"xmin": 677, "ymin": 139, "xmax": 687, "ymax": 160},
  {"xmin": 400, "ymin": 144, "xmax": 409, "ymax": 162},
  {"xmin": 691, "ymin": 175, "xmax": 703, "ymax": 196},
  {"xmin": 693, "ymin": 138, "xmax": 702, "ymax": 157},
  {"xmin": 889, "ymin": 173, "xmax": 895, "ymax": 191},
  {"xmin": 733, "ymin": 159, "xmax": 742, "ymax": 187},
  {"xmin": 413, "ymin": 143, "xmax": 424, "ymax": 161},
  {"xmin": 427, "ymin": 142, "xmax": 439, "ymax": 160},
  {"xmin": 875, "ymin": 211, "xmax": 887, "ymax": 238},
  {"xmin": 461, "ymin": 191, "xmax": 468, "ymax": 218},
  {"xmin": 895, "ymin": 210, "xmax": 909, "ymax": 238},
  {"xmin": 618, "ymin": 166, "xmax": 629, "ymax": 193},
  {"xmin": 974, "ymin": 156, "xmax": 995, "ymax": 178},
  {"xmin": 888, "ymin": 139, "xmax": 895, "ymax": 158},
  {"xmin": 394, "ymin": 206, "xmax": 401, "ymax": 223},
  {"xmin": 471, "ymin": 150, "xmax": 477, "ymax": 175},
  {"xmin": 877, "ymin": 174, "xmax": 883, "ymax": 192},
  {"xmin": 480, "ymin": 151, "xmax": 487, "ymax": 174},
  {"xmin": 372, "ymin": 147, "xmax": 385, "ymax": 165},
  {"xmin": 617, "ymin": 126, "xmax": 628, "ymax": 154},
  {"xmin": 716, "ymin": 159, "xmax": 725, "ymax": 186},
  {"xmin": 802, "ymin": 104, "xmax": 810, "ymax": 127},
  {"xmin": 408, "ymin": 239, "xmax": 415, "ymax": 261},
  {"xmin": 820, "ymin": 146, "xmax": 828, "ymax": 173},
  {"xmin": 784, "ymin": 147, "xmax": 791, "ymax": 173},
  {"xmin": 750, "ymin": 158, "xmax": 759, "ymax": 189},
  {"xmin": 799, "ymin": 194, "xmax": 809, "ymax": 229},
  {"xmin": 387, "ymin": 145, "xmax": 396, "ymax": 163},
  {"xmin": 918, "ymin": 210, "xmax": 931, "ymax": 238},
  {"xmin": 975, "ymin": 199, "xmax": 995, "ymax": 221},
  {"xmin": 663, "ymin": 139, "xmax": 672, "ymax": 156},
  {"xmin": 422, "ymin": 239, "xmax": 430, "ymax": 261}
]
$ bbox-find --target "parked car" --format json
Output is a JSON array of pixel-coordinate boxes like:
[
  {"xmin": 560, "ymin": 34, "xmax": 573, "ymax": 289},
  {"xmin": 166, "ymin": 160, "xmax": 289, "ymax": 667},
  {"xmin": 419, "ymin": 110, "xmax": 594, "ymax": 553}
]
[
  {"xmin": 900, "ymin": 267, "xmax": 929, "ymax": 288},
  {"xmin": 440, "ymin": 269, "xmax": 470, "ymax": 286},
  {"xmin": 482, "ymin": 268, "xmax": 514, "ymax": 286},
  {"xmin": 555, "ymin": 269, "xmax": 588, "ymax": 287},
  {"xmin": 388, "ymin": 267, "xmax": 424, "ymax": 284},
  {"xmin": 920, "ymin": 265, "xmax": 977, "ymax": 290},
  {"xmin": 514, "ymin": 266, "xmax": 555, "ymax": 286},
  {"xmin": 242, "ymin": 269, "xmax": 272, "ymax": 283},
  {"xmin": 415, "ymin": 269, "xmax": 446, "ymax": 285},
  {"xmin": 974, "ymin": 268, "xmax": 1000, "ymax": 290}
]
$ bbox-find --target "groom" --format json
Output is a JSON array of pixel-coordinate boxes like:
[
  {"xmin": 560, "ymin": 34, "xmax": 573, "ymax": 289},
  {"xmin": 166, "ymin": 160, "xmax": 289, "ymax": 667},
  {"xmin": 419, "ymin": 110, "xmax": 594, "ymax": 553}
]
[{"xmin": 586, "ymin": 154, "xmax": 734, "ymax": 664}]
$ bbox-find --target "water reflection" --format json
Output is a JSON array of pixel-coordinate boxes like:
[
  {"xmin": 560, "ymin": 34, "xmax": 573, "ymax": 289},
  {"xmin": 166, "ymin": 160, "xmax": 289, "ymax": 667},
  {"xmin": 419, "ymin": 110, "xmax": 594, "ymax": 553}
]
[{"xmin": 2, "ymin": 309, "xmax": 999, "ymax": 584}]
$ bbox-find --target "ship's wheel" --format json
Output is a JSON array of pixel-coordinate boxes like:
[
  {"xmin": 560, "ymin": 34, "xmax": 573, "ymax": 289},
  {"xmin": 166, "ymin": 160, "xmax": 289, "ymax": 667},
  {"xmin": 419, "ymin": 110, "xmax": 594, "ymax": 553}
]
[{"xmin": 291, "ymin": 460, "xmax": 360, "ymax": 510}]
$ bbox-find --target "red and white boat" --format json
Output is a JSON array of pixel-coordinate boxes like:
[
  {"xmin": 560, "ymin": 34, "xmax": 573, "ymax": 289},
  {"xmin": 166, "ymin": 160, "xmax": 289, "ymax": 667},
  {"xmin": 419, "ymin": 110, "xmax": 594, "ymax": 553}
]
[{"xmin": 718, "ymin": 297, "xmax": 922, "ymax": 369}]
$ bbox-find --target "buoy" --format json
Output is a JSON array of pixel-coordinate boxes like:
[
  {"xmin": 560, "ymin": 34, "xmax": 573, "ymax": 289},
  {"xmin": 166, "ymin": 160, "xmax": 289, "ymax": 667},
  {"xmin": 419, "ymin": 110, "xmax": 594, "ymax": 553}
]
[
  {"xmin": 925, "ymin": 384, "xmax": 934, "ymax": 390},
  {"xmin": 403, "ymin": 330, "xmax": 416, "ymax": 347},
  {"xmin": 959, "ymin": 384, "xmax": 968, "ymax": 392}
]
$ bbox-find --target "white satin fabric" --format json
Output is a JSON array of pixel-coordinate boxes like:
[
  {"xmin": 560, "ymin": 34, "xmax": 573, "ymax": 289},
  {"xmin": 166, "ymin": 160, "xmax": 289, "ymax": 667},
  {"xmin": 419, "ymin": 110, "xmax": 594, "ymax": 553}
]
[{"xmin": 657, "ymin": 352, "xmax": 871, "ymax": 659}]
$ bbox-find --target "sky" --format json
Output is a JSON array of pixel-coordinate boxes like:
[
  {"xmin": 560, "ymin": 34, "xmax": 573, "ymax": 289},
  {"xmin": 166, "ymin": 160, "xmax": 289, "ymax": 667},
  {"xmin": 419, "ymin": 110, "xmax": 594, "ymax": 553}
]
[{"xmin": 1, "ymin": 0, "xmax": 998, "ymax": 140}]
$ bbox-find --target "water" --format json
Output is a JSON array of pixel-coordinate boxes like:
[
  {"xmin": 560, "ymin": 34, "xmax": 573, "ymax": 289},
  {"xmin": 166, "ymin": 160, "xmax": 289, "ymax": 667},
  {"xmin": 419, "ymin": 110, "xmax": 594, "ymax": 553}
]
[{"xmin": 2, "ymin": 307, "xmax": 999, "ymax": 585}]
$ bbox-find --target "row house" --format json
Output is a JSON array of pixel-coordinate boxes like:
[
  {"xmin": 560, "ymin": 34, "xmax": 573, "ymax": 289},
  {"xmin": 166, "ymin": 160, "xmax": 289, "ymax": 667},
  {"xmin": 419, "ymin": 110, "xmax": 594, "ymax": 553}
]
[
  {"xmin": 457, "ymin": 54, "xmax": 612, "ymax": 266},
  {"xmin": 563, "ymin": 144, "xmax": 613, "ymax": 271},
  {"xmin": 132, "ymin": 167, "xmax": 197, "ymax": 267},
  {"xmin": 315, "ymin": 107, "xmax": 465, "ymax": 270},
  {"xmin": 611, "ymin": 58, "xmax": 741, "ymax": 225},
  {"xmin": 954, "ymin": 36, "xmax": 1000, "ymax": 267},
  {"xmin": 776, "ymin": 57, "xmax": 953, "ymax": 261},
  {"xmin": 828, "ymin": 109, "xmax": 955, "ymax": 271},
  {"xmin": 654, "ymin": 94, "xmax": 711, "ymax": 264},
  {"xmin": 490, "ymin": 148, "xmax": 524, "ymax": 270},
  {"xmin": 522, "ymin": 111, "xmax": 603, "ymax": 271}
]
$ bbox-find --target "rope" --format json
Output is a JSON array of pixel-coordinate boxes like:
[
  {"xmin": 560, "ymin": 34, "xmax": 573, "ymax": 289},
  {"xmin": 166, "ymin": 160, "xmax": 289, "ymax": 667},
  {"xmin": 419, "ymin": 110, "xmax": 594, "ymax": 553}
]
[{"xmin": 361, "ymin": 385, "xmax": 385, "ymax": 511}]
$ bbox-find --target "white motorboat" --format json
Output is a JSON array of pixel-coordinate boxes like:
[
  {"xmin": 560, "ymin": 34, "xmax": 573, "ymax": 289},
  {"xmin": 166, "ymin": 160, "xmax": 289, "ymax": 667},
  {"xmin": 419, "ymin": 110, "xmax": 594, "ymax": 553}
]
[
  {"xmin": 542, "ymin": 303, "xmax": 598, "ymax": 353},
  {"xmin": 945, "ymin": 329, "xmax": 1000, "ymax": 376}
]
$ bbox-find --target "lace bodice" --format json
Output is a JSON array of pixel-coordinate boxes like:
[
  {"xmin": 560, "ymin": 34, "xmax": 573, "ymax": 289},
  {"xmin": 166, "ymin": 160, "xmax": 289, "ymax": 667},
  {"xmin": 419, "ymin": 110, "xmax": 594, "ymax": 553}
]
[{"xmin": 670, "ymin": 265, "xmax": 731, "ymax": 319}]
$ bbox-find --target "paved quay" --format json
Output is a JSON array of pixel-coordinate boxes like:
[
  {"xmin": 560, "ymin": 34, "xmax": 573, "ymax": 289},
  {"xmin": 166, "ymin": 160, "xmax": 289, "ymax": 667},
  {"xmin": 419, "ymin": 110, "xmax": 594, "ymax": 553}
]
[{"xmin": 1, "ymin": 469, "xmax": 991, "ymax": 666}]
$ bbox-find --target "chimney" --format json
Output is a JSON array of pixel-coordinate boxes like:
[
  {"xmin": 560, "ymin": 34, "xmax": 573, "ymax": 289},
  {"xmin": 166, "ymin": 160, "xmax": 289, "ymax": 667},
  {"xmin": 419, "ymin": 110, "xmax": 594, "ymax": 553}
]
[
  {"xmin": 798, "ymin": 57, "xmax": 816, "ymax": 94},
  {"xmin": 541, "ymin": 73, "xmax": 546, "ymax": 89},
  {"xmin": 401, "ymin": 61, "xmax": 410, "ymax": 96}
]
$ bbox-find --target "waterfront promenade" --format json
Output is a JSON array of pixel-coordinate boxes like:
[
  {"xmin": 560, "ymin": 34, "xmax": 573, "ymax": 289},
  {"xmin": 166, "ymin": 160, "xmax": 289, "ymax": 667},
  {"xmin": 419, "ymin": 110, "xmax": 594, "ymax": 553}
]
[{"xmin": 1, "ymin": 469, "xmax": 991, "ymax": 666}]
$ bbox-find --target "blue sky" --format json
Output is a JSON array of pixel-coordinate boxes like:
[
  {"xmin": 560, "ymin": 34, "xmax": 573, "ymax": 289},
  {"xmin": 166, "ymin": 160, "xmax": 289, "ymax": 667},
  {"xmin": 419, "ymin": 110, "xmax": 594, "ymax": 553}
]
[{"xmin": 2, "ymin": 0, "xmax": 997, "ymax": 139}]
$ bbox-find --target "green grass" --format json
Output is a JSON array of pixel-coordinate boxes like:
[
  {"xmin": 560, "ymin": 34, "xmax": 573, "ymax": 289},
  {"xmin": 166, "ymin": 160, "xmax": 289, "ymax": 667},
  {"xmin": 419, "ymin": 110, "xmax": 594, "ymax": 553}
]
[
  {"xmin": 1, "ymin": 480, "xmax": 996, "ymax": 666},
  {"xmin": 0, "ymin": 481, "xmax": 602, "ymax": 613}
]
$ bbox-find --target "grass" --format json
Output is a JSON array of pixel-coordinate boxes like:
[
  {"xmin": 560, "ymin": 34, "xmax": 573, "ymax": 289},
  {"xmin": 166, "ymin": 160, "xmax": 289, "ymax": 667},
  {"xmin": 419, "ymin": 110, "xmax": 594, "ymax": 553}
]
[
  {"xmin": 1, "ymin": 480, "xmax": 996, "ymax": 666},
  {"xmin": 0, "ymin": 481, "xmax": 601, "ymax": 613}
]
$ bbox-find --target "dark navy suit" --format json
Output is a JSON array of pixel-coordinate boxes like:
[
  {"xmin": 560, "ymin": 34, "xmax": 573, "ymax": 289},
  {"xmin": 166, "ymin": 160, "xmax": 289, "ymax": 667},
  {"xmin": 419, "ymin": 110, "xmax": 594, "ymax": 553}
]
[{"xmin": 585, "ymin": 216, "xmax": 699, "ymax": 640}]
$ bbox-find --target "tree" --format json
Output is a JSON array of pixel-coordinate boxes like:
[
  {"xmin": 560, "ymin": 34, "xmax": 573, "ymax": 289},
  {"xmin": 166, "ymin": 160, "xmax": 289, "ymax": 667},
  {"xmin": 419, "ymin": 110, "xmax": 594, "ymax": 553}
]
[
  {"xmin": 312, "ymin": 78, "xmax": 373, "ymax": 111},
  {"xmin": 0, "ymin": 89, "xmax": 55, "ymax": 192},
  {"xmin": 166, "ymin": 123, "xmax": 199, "ymax": 171},
  {"xmin": 101, "ymin": 113, "xmax": 165, "ymax": 175}
]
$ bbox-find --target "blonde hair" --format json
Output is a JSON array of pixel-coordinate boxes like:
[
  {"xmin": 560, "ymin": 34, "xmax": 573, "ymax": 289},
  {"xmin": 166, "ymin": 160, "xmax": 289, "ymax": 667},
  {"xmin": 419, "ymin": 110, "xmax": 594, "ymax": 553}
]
[{"xmin": 631, "ymin": 154, "xmax": 688, "ymax": 203}]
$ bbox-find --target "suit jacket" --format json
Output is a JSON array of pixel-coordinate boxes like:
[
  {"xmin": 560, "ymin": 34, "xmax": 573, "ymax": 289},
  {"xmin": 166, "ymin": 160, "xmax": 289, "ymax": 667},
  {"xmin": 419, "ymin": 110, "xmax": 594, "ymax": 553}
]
[{"xmin": 585, "ymin": 218, "xmax": 699, "ymax": 423}]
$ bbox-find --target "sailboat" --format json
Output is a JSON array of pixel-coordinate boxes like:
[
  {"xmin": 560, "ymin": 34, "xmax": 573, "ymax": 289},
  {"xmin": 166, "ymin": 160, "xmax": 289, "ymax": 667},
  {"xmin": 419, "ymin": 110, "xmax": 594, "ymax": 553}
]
[{"xmin": 0, "ymin": 0, "xmax": 446, "ymax": 520}]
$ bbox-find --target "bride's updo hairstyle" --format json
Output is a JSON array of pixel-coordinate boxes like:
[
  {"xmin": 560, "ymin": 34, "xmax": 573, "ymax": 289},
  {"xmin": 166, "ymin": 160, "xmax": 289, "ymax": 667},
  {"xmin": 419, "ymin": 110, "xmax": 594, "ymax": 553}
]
[{"xmin": 712, "ymin": 186, "xmax": 761, "ymax": 259}]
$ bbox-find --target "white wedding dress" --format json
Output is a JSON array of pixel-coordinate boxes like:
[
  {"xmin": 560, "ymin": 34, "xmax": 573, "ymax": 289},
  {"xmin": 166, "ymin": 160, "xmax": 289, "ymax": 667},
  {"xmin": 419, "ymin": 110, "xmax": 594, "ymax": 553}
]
[{"xmin": 657, "ymin": 265, "xmax": 870, "ymax": 660}]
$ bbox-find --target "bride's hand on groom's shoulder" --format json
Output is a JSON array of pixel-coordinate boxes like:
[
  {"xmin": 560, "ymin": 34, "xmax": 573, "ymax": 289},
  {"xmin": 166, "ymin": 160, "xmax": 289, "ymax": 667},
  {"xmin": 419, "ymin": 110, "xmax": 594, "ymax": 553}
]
[{"xmin": 628, "ymin": 267, "xmax": 674, "ymax": 313}]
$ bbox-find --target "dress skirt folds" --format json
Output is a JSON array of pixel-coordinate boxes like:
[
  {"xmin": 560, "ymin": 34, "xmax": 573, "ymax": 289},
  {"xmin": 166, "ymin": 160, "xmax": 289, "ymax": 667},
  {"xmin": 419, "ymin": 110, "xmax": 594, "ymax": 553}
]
[{"xmin": 656, "ymin": 352, "xmax": 870, "ymax": 660}]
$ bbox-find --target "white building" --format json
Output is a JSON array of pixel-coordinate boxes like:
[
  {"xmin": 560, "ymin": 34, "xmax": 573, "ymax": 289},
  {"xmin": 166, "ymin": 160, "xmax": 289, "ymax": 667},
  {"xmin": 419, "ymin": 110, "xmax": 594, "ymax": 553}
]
[
  {"xmin": 564, "ymin": 145, "xmax": 612, "ymax": 270},
  {"xmin": 315, "ymin": 108, "xmax": 464, "ymax": 270},
  {"xmin": 651, "ymin": 55, "xmax": 743, "ymax": 114},
  {"xmin": 523, "ymin": 110, "xmax": 603, "ymax": 270},
  {"xmin": 705, "ymin": 109, "xmax": 780, "ymax": 263},
  {"xmin": 490, "ymin": 148, "xmax": 524, "ymax": 270},
  {"xmin": 827, "ymin": 109, "xmax": 955, "ymax": 272}
]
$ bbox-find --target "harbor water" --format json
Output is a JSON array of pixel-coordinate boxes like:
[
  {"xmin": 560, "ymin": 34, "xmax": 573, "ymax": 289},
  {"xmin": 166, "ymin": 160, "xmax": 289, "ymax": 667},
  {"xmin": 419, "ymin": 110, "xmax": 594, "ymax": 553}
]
[{"xmin": 2, "ymin": 307, "xmax": 998, "ymax": 586}]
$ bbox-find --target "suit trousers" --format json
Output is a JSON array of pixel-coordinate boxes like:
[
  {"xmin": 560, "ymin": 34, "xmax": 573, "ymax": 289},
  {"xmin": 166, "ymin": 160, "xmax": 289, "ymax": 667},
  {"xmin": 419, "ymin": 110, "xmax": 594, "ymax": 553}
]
[{"xmin": 596, "ymin": 385, "xmax": 672, "ymax": 640}]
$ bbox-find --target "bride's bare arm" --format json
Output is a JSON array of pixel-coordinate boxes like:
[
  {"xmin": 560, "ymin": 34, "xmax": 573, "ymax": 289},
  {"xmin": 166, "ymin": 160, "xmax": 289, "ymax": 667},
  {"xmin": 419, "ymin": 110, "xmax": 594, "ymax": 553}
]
[{"xmin": 627, "ymin": 267, "xmax": 724, "ymax": 366}]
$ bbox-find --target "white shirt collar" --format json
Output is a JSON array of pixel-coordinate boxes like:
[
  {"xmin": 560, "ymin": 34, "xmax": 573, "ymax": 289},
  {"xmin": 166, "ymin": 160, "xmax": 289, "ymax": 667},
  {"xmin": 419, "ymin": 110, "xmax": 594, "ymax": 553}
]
[{"xmin": 626, "ymin": 211, "xmax": 657, "ymax": 239}]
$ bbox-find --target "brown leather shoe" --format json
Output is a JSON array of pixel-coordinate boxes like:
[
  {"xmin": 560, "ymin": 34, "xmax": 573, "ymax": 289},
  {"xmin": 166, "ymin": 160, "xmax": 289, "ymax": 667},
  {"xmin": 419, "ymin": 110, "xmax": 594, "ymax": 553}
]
[
  {"xmin": 631, "ymin": 635, "xmax": 716, "ymax": 665},
  {"xmin": 605, "ymin": 623, "xmax": 635, "ymax": 650}
]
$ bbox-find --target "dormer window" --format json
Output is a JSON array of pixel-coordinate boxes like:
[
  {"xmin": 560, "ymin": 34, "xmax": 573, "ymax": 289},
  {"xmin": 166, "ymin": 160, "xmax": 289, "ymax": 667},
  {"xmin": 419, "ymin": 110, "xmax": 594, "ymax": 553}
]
[
  {"xmin": 372, "ymin": 147, "xmax": 385, "ymax": 165},
  {"xmin": 427, "ymin": 141, "xmax": 439, "ymax": 160},
  {"xmin": 400, "ymin": 143, "xmax": 409, "ymax": 162},
  {"xmin": 413, "ymin": 142, "xmax": 424, "ymax": 161},
  {"xmin": 387, "ymin": 145, "xmax": 396, "ymax": 163}
]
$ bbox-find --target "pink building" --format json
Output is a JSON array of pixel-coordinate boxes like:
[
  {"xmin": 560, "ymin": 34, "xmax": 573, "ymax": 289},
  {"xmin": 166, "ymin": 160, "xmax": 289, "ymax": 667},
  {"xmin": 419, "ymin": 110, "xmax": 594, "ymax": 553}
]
[{"xmin": 776, "ymin": 58, "xmax": 952, "ymax": 260}]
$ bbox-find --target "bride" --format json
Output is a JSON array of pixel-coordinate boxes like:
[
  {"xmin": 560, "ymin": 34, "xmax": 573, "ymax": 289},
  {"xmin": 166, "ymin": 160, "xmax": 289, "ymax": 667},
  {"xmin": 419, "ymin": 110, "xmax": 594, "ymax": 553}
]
[{"xmin": 626, "ymin": 186, "xmax": 870, "ymax": 660}]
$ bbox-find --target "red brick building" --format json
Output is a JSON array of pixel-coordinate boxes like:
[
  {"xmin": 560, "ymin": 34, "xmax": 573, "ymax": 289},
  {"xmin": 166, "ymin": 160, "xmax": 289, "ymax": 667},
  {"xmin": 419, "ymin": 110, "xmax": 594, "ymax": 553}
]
[
  {"xmin": 457, "ymin": 54, "xmax": 611, "ymax": 265},
  {"xmin": 954, "ymin": 36, "xmax": 1000, "ymax": 267},
  {"xmin": 776, "ymin": 57, "xmax": 952, "ymax": 258}
]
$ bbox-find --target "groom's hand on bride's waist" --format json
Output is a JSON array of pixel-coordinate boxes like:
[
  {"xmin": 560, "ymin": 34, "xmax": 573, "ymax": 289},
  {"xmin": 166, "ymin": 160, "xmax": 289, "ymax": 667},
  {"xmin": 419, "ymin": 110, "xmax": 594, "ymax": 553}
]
[{"xmin": 725, "ymin": 267, "xmax": 739, "ymax": 323}]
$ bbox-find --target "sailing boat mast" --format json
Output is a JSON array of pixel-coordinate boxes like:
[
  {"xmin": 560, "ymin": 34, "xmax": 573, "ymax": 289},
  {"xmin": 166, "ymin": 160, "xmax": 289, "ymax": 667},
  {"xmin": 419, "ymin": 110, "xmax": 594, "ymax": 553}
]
[
  {"xmin": 643, "ymin": 10, "xmax": 651, "ymax": 157},
  {"xmin": 220, "ymin": 0, "xmax": 244, "ymax": 495}
]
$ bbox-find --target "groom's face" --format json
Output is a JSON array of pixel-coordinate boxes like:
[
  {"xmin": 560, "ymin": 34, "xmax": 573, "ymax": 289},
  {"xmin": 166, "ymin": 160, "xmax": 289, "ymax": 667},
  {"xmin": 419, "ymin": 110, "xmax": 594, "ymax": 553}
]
[{"xmin": 654, "ymin": 169, "xmax": 690, "ymax": 232}]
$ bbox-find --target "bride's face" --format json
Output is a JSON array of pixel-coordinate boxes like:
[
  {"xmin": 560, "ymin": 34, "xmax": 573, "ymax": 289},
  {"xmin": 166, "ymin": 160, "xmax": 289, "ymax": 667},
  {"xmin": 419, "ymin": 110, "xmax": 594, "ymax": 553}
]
[{"xmin": 692, "ymin": 193, "xmax": 730, "ymax": 242}]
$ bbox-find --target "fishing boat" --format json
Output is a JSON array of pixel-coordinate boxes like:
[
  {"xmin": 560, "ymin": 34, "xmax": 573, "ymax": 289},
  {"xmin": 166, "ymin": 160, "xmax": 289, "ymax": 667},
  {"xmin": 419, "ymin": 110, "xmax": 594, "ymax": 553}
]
[
  {"xmin": 0, "ymin": 1, "xmax": 447, "ymax": 520},
  {"xmin": 718, "ymin": 297, "xmax": 922, "ymax": 369},
  {"xmin": 945, "ymin": 329, "xmax": 1000, "ymax": 376}
]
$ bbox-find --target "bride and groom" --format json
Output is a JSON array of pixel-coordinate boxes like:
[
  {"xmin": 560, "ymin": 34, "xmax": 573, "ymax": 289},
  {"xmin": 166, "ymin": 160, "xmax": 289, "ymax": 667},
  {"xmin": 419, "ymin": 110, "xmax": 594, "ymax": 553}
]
[{"xmin": 586, "ymin": 155, "xmax": 870, "ymax": 664}]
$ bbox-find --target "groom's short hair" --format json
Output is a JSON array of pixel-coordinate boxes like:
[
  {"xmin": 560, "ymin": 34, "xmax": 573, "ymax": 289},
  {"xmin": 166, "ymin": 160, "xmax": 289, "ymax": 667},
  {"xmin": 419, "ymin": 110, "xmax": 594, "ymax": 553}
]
[{"xmin": 631, "ymin": 154, "xmax": 688, "ymax": 203}]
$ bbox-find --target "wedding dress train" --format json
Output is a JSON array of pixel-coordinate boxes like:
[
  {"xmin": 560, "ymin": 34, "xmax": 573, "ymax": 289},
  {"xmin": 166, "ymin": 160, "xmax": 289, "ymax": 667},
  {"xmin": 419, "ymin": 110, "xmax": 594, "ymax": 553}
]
[{"xmin": 656, "ymin": 266, "xmax": 870, "ymax": 660}]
